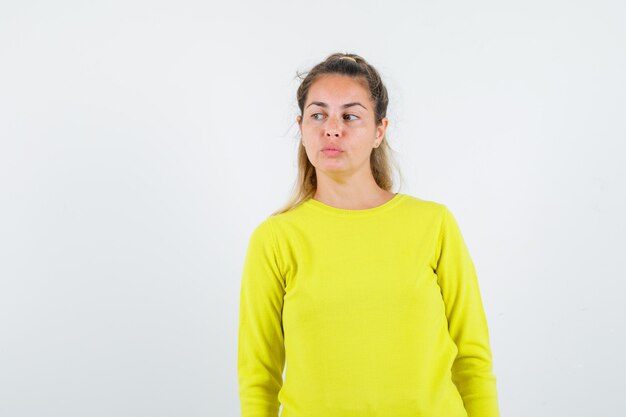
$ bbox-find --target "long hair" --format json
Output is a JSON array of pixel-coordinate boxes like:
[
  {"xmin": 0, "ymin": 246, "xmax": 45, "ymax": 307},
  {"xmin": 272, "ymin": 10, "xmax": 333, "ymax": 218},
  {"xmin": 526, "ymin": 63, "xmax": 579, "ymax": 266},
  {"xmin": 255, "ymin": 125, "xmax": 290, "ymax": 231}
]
[{"xmin": 271, "ymin": 52, "xmax": 403, "ymax": 216}]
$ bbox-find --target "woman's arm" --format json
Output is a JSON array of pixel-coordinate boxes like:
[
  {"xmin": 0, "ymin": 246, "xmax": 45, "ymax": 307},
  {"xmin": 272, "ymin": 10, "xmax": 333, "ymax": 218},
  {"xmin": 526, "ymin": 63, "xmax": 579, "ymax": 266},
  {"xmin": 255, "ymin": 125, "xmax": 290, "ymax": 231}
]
[
  {"xmin": 435, "ymin": 205, "xmax": 501, "ymax": 417},
  {"xmin": 237, "ymin": 218, "xmax": 286, "ymax": 417}
]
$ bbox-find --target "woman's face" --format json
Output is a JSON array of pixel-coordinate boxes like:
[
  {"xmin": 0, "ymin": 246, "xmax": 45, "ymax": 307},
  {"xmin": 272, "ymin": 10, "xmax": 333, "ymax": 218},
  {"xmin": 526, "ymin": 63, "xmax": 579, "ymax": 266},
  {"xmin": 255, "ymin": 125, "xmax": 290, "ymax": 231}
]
[{"xmin": 297, "ymin": 74, "xmax": 388, "ymax": 181}]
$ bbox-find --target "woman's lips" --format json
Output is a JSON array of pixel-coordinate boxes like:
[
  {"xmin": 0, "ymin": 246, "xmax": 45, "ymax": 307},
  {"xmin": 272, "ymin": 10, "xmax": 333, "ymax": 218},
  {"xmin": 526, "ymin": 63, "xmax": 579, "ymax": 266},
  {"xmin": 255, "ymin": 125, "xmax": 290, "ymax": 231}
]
[{"xmin": 322, "ymin": 149, "xmax": 342, "ymax": 156}]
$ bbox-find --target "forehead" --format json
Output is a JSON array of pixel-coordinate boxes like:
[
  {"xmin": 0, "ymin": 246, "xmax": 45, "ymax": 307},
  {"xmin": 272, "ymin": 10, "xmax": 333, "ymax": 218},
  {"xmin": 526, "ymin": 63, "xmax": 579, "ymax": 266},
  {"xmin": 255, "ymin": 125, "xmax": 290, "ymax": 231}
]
[{"xmin": 306, "ymin": 74, "xmax": 371, "ymax": 105}]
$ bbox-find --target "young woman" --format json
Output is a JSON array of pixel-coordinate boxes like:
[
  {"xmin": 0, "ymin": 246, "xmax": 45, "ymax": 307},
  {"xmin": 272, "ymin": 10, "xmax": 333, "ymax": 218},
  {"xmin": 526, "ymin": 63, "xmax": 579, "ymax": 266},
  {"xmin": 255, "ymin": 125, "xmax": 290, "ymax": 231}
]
[{"xmin": 237, "ymin": 52, "xmax": 500, "ymax": 417}]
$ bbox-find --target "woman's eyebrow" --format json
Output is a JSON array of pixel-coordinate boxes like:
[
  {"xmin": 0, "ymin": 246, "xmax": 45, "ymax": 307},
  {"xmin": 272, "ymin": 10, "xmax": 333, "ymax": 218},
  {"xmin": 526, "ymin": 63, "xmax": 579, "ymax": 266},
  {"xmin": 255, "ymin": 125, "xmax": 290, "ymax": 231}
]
[{"xmin": 306, "ymin": 101, "xmax": 367, "ymax": 110}]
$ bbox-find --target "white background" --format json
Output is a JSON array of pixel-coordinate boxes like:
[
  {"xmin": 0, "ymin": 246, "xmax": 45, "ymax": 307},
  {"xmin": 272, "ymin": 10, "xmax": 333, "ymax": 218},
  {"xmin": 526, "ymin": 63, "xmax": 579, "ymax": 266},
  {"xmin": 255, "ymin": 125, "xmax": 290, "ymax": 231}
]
[{"xmin": 1, "ymin": 1, "xmax": 625, "ymax": 416}]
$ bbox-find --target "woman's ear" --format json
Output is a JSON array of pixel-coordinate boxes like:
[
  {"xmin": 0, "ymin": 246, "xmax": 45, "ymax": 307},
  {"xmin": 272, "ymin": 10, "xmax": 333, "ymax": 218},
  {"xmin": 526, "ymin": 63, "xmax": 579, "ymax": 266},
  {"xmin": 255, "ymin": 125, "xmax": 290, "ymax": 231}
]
[
  {"xmin": 376, "ymin": 117, "xmax": 389, "ymax": 141},
  {"xmin": 297, "ymin": 115, "xmax": 305, "ymax": 147}
]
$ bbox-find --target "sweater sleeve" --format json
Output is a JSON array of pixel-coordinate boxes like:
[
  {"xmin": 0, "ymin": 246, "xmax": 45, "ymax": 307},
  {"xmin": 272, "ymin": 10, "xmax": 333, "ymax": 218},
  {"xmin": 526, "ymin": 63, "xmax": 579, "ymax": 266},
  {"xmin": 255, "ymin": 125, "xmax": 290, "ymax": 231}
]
[
  {"xmin": 435, "ymin": 206, "xmax": 500, "ymax": 417},
  {"xmin": 237, "ymin": 218, "xmax": 286, "ymax": 417}
]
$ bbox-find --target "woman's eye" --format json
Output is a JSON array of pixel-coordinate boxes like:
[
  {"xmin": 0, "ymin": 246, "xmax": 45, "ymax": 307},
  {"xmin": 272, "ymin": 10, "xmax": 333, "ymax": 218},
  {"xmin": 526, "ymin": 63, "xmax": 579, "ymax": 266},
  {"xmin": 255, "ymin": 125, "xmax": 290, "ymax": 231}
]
[{"xmin": 309, "ymin": 113, "xmax": 357, "ymax": 121}]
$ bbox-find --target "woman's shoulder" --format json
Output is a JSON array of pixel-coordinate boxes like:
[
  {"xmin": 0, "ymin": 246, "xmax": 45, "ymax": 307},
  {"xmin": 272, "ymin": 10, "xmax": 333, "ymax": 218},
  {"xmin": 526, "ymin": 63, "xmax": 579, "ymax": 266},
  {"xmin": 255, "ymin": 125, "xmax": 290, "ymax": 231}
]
[{"xmin": 395, "ymin": 193, "xmax": 449, "ymax": 215}]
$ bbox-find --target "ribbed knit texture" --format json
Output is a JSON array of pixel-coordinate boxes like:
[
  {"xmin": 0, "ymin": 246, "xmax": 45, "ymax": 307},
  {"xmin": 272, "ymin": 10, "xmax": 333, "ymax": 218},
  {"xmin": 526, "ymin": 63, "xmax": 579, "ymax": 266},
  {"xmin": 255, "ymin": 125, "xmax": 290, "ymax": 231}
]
[{"xmin": 238, "ymin": 193, "xmax": 500, "ymax": 417}]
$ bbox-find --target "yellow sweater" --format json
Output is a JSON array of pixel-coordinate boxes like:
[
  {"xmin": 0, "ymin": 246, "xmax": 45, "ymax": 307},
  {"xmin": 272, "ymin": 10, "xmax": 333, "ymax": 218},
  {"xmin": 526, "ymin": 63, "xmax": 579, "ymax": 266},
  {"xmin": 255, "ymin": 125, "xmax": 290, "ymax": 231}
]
[{"xmin": 237, "ymin": 193, "xmax": 500, "ymax": 417}]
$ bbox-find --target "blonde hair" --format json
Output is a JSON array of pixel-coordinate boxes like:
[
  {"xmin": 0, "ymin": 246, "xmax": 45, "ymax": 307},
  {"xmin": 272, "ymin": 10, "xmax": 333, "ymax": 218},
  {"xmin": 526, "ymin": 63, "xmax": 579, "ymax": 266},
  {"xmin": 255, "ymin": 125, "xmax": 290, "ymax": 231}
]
[{"xmin": 271, "ymin": 52, "xmax": 403, "ymax": 216}]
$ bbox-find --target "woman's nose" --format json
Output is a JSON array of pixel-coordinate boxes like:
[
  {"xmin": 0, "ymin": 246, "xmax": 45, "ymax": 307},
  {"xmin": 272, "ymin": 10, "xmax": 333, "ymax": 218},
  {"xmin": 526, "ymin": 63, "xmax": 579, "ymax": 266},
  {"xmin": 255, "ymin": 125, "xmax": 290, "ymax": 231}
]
[{"xmin": 325, "ymin": 118, "xmax": 341, "ymax": 137}]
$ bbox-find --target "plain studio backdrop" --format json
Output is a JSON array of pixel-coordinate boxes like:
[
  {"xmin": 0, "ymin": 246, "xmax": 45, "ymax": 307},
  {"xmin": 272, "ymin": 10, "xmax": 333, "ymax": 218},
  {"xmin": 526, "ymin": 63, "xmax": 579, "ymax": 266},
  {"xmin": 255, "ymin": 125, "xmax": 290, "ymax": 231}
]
[{"xmin": 1, "ymin": 1, "xmax": 624, "ymax": 416}]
